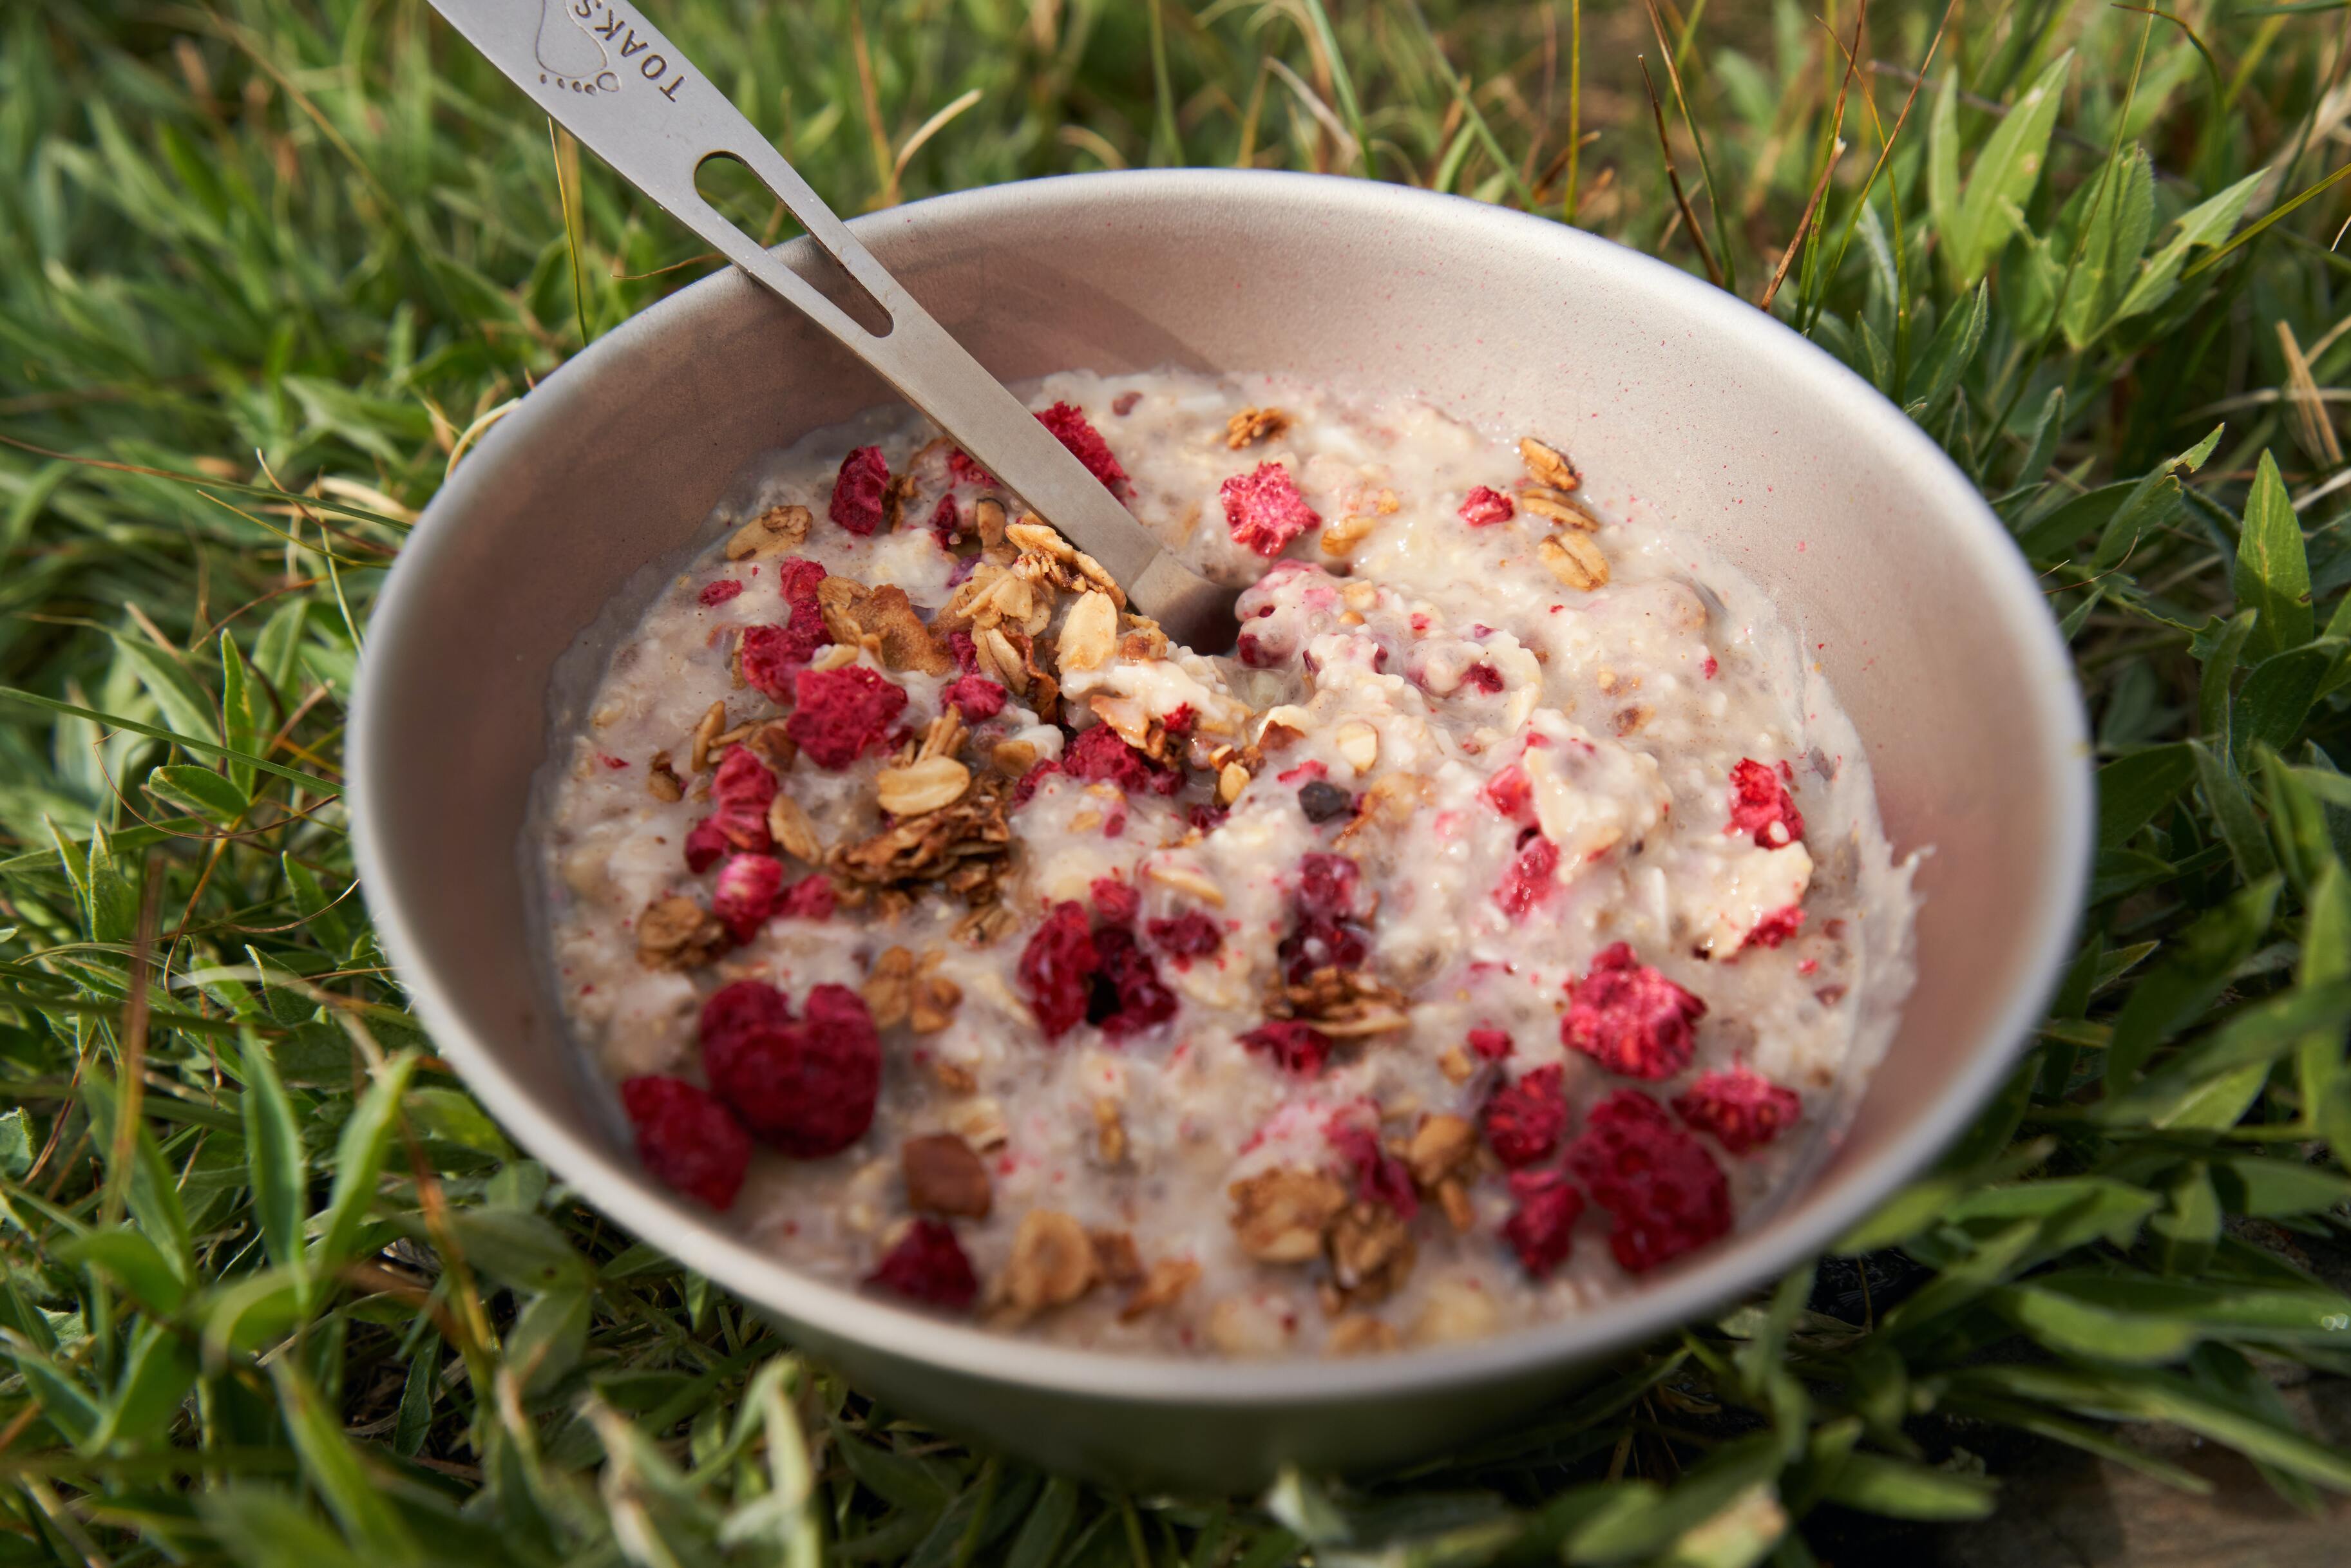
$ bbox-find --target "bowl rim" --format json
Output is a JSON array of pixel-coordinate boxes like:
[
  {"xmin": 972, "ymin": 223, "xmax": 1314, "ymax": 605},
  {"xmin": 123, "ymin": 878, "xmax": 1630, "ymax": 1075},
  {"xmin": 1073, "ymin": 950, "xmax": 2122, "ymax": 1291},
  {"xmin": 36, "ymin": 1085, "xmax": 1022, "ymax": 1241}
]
[{"xmin": 352, "ymin": 166, "xmax": 2092, "ymax": 1406}]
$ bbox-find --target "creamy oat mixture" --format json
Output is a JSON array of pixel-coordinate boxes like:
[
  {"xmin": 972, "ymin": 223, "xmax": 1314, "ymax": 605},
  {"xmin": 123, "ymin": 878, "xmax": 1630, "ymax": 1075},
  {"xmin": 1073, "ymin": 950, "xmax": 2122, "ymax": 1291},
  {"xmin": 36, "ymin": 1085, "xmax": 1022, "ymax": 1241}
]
[{"xmin": 534, "ymin": 371, "xmax": 1915, "ymax": 1357}]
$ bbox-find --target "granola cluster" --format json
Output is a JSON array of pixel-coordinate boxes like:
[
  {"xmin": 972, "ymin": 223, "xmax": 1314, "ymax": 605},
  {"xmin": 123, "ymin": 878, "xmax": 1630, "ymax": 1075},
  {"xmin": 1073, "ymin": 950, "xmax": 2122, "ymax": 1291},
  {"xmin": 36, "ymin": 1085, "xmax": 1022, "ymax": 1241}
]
[{"xmin": 547, "ymin": 372, "xmax": 1901, "ymax": 1357}]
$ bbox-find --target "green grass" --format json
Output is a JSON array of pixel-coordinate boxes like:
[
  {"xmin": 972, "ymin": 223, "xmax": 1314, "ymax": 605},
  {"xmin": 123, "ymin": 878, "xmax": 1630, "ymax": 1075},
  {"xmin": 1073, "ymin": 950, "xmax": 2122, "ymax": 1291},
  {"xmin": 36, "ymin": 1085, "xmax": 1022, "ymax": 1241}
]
[{"xmin": 5, "ymin": 0, "xmax": 2351, "ymax": 1562}]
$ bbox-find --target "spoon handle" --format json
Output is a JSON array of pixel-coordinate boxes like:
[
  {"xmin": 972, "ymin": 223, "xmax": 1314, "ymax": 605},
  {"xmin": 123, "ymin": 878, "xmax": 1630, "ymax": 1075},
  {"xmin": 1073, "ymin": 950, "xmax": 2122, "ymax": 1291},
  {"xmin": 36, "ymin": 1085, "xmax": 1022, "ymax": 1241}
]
[{"xmin": 426, "ymin": 0, "xmax": 1234, "ymax": 645}]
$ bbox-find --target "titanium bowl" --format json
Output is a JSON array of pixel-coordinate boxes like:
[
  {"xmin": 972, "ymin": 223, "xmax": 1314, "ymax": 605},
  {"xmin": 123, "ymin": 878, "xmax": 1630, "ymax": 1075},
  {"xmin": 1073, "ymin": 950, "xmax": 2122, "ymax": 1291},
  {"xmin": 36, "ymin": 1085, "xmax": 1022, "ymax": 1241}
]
[{"xmin": 351, "ymin": 169, "xmax": 2091, "ymax": 1495}]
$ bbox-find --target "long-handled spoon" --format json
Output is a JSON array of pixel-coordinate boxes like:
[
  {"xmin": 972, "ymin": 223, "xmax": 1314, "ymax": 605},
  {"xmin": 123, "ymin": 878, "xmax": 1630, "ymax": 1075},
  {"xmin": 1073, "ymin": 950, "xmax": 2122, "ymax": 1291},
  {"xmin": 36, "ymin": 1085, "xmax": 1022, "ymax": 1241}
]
[{"xmin": 428, "ymin": 0, "xmax": 1237, "ymax": 649}]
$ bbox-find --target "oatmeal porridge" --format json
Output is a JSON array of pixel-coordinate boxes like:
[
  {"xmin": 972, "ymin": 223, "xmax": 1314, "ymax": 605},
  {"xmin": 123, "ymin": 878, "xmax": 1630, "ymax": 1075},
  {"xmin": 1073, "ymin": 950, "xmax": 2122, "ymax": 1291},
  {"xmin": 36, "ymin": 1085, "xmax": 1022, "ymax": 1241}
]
[{"xmin": 533, "ymin": 371, "xmax": 1916, "ymax": 1356}]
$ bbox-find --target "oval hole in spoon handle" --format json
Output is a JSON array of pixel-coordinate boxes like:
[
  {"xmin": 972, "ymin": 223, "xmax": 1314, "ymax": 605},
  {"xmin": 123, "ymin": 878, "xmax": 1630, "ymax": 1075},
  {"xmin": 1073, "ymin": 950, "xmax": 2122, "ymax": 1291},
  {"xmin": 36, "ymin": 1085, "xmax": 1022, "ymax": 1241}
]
[{"xmin": 426, "ymin": 0, "xmax": 1239, "ymax": 650}]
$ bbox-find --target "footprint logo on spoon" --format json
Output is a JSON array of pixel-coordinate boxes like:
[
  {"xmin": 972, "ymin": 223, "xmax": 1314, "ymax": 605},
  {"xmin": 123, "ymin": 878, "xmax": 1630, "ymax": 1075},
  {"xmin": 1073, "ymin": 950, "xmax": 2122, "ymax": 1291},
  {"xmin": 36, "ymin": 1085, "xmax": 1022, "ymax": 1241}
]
[{"xmin": 536, "ymin": 0, "xmax": 620, "ymax": 95}]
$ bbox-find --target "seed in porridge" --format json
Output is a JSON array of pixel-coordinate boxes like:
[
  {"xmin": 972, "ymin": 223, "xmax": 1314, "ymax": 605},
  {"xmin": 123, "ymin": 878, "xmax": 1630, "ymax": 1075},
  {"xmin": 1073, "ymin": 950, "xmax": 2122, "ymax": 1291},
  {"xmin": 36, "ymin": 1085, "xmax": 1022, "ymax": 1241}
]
[
  {"xmin": 1059, "ymin": 590, "xmax": 1118, "ymax": 673},
  {"xmin": 1494, "ymin": 834, "xmax": 1561, "ymax": 918},
  {"xmin": 1239, "ymin": 1020, "xmax": 1333, "ymax": 1076},
  {"xmin": 1230, "ymin": 1167, "xmax": 1347, "ymax": 1263},
  {"xmin": 1121, "ymin": 1256, "xmax": 1200, "ymax": 1321},
  {"xmin": 829, "ymin": 446, "xmax": 891, "ymax": 536},
  {"xmin": 1519, "ymin": 487, "xmax": 1603, "ymax": 531},
  {"xmin": 1728, "ymin": 759, "xmax": 1805, "ymax": 847},
  {"xmin": 703, "ymin": 982, "xmax": 880, "ymax": 1157},
  {"xmin": 877, "ymin": 755, "xmax": 973, "ymax": 817},
  {"xmin": 1467, "ymin": 1027, "xmax": 1513, "ymax": 1061},
  {"xmin": 621, "ymin": 1077, "xmax": 750, "ymax": 1210},
  {"xmin": 902, "ymin": 1132, "xmax": 993, "ymax": 1218},
  {"xmin": 1561, "ymin": 943, "xmax": 1706, "ymax": 1081},
  {"xmin": 712, "ymin": 854, "xmax": 787, "ymax": 942},
  {"xmin": 1297, "ymin": 779, "xmax": 1354, "ymax": 823},
  {"xmin": 1483, "ymin": 1063, "xmax": 1569, "ymax": 1167},
  {"xmin": 1501, "ymin": 1167, "xmax": 1584, "ymax": 1279},
  {"xmin": 944, "ymin": 674, "xmax": 1007, "ymax": 721},
  {"xmin": 1742, "ymin": 904, "xmax": 1805, "ymax": 950},
  {"xmin": 1087, "ymin": 925, "xmax": 1178, "ymax": 1039},
  {"xmin": 1017, "ymin": 902, "xmax": 1099, "ymax": 1040},
  {"xmin": 868, "ymin": 1218, "xmax": 979, "ymax": 1310},
  {"xmin": 862, "ymin": 946, "xmax": 917, "ymax": 1028},
  {"xmin": 1458, "ymin": 486, "xmax": 1516, "ymax": 527},
  {"xmin": 1537, "ymin": 531, "xmax": 1608, "ymax": 591},
  {"xmin": 1005, "ymin": 1209, "xmax": 1098, "ymax": 1311},
  {"xmin": 991, "ymin": 737, "xmax": 1038, "ymax": 777},
  {"xmin": 785, "ymin": 666, "xmax": 908, "ymax": 770},
  {"xmin": 765, "ymin": 793, "xmax": 823, "ymax": 864},
  {"xmin": 1147, "ymin": 909, "xmax": 1223, "ymax": 963},
  {"xmin": 1221, "ymin": 462, "xmax": 1322, "ymax": 557},
  {"xmin": 1673, "ymin": 1068, "xmax": 1802, "ymax": 1155},
  {"xmin": 909, "ymin": 959, "xmax": 963, "ymax": 1034},
  {"xmin": 647, "ymin": 750, "xmax": 685, "ymax": 802},
  {"xmin": 1568, "ymin": 1090, "xmax": 1730, "ymax": 1273},
  {"xmin": 1518, "ymin": 436, "xmax": 1581, "ymax": 492},
  {"xmin": 636, "ymin": 894, "xmax": 728, "ymax": 970}
]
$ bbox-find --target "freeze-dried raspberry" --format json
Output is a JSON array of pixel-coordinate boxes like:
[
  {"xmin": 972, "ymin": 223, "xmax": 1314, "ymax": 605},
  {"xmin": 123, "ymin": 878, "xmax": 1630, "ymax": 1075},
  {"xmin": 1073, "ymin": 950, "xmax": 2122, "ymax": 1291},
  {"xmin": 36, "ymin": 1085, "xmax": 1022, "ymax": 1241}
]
[
  {"xmin": 1293, "ymin": 853, "xmax": 1360, "ymax": 920},
  {"xmin": 1011, "ymin": 758, "xmax": 1061, "ymax": 808},
  {"xmin": 947, "ymin": 630, "xmax": 980, "ymax": 674},
  {"xmin": 1742, "ymin": 905, "xmax": 1805, "ymax": 950},
  {"xmin": 1483, "ymin": 1063, "xmax": 1569, "ymax": 1167},
  {"xmin": 703, "ymin": 983, "xmax": 880, "ymax": 1157},
  {"xmin": 620, "ymin": 1076, "xmax": 750, "ymax": 1210},
  {"xmin": 1279, "ymin": 853, "xmax": 1368, "ymax": 983},
  {"xmin": 927, "ymin": 495, "xmax": 963, "ymax": 547},
  {"xmin": 1483, "ymin": 764, "xmax": 1534, "ymax": 822},
  {"xmin": 947, "ymin": 448, "xmax": 995, "ymax": 487},
  {"xmin": 1463, "ymin": 662, "xmax": 1505, "ymax": 695},
  {"xmin": 1494, "ymin": 834, "xmax": 1561, "ymax": 918},
  {"xmin": 830, "ymin": 445, "xmax": 890, "ymax": 536},
  {"xmin": 1561, "ymin": 943, "xmax": 1706, "ymax": 1080},
  {"xmin": 1221, "ymin": 463, "xmax": 1322, "ymax": 557},
  {"xmin": 866, "ymin": 1218, "xmax": 979, "ymax": 1310},
  {"xmin": 700, "ymin": 979, "xmax": 793, "ymax": 1051},
  {"xmin": 1329, "ymin": 1124, "xmax": 1418, "ymax": 1218},
  {"xmin": 778, "ymin": 873, "xmax": 835, "ymax": 922},
  {"xmin": 1728, "ymin": 758, "xmax": 1805, "ymax": 848},
  {"xmin": 712, "ymin": 747, "xmax": 777, "ymax": 809},
  {"xmin": 1147, "ymin": 910, "xmax": 1223, "ymax": 963},
  {"xmin": 776, "ymin": 556, "xmax": 828, "ymax": 603},
  {"xmin": 1087, "ymin": 925, "xmax": 1177, "ymax": 1039},
  {"xmin": 1240, "ymin": 1020, "xmax": 1333, "ymax": 1075},
  {"xmin": 1089, "ymin": 877, "xmax": 1141, "ymax": 926},
  {"xmin": 1567, "ymin": 1090, "xmax": 1731, "ymax": 1273},
  {"xmin": 1501, "ymin": 1167, "xmax": 1584, "ymax": 1278},
  {"xmin": 1036, "ymin": 401, "xmax": 1130, "ymax": 495},
  {"xmin": 1060, "ymin": 723, "xmax": 1181, "ymax": 796},
  {"xmin": 943, "ymin": 675, "xmax": 1006, "ymax": 721},
  {"xmin": 1458, "ymin": 486, "xmax": 1516, "ymax": 527},
  {"xmin": 1018, "ymin": 901, "xmax": 1100, "ymax": 1040},
  {"xmin": 683, "ymin": 817, "xmax": 730, "ymax": 874},
  {"xmin": 786, "ymin": 666, "xmax": 909, "ymax": 770},
  {"xmin": 1162, "ymin": 704, "xmax": 1197, "ymax": 738},
  {"xmin": 684, "ymin": 747, "xmax": 777, "ymax": 868},
  {"xmin": 700, "ymin": 579, "xmax": 744, "ymax": 607},
  {"xmin": 712, "ymin": 853, "xmax": 786, "ymax": 943},
  {"xmin": 742, "ymin": 561, "xmax": 833, "ymax": 697},
  {"xmin": 1186, "ymin": 802, "xmax": 1230, "ymax": 835},
  {"xmin": 1467, "ymin": 1027, "xmax": 1513, "ymax": 1061},
  {"xmin": 1673, "ymin": 1068, "xmax": 1802, "ymax": 1155}
]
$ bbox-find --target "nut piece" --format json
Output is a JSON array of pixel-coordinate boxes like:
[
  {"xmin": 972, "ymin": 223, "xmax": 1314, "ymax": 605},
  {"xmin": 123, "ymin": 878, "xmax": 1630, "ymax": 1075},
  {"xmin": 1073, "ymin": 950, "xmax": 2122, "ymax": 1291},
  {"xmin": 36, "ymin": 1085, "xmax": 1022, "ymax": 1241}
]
[
  {"xmin": 1335, "ymin": 721, "xmax": 1380, "ymax": 774},
  {"xmin": 1410, "ymin": 1278, "xmax": 1500, "ymax": 1345},
  {"xmin": 862, "ymin": 946, "xmax": 916, "ymax": 1028},
  {"xmin": 1438, "ymin": 1045, "xmax": 1477, "ymax": 1084},
  {"xmin": 689, "ymin": 701, "xmax": 728, "ymax": 773},
  {"xmin": 1092, "ymin": 1096, "xmax": 1128, "ymax": 1164},
  {"xmin": 1404, "ymin": 1113, "xmax": 1478, "ymax": 1189},
  {"xmin": 910, "ymin": 953, "xmax": 962, "ymax": 1035},
  {"xmin": 1518, "ymin": 437, "xmax": 1581, "ymax": 492},
  {"xmin": 1320, "ymin": 511, "xmax": 1378, "ymax": 557},
  {"xmin": 1058, "ymin": 590, "xmax": 1118, "ymax": 674},
  {"xmin": 1519, "ymin": 486, "xmax": 1602, "ymax": 531},
  {"xmin": 877, "ymin": 756, "xmax": 973, "ymax": 817},
  {"xmin": 1217, "ymin": 760, "xmax": 1252, "ymax": 805},
  {"xmin": 766, "ymin": 793, "xmax": 824, "ymax": 863},
  {"xmin": 1437, "ymin": 1178, "xmax": 1476, "ymax": 1233},
  {"xmin": 1090, "ymin": 1229, "xmax": 1144, "ymax": 1286},
  {"xmin": 1326, "ymin": 1314, "xmax": 1400, "ymax": 1357},
  {"xmin": 647, "ymin": 750, "xmax": 685, "ymax": 802},
  {"xmin": 1120, "ymin": 1258, "xmax": 1201, "ymax": 1321},
  {"xmin": 902, "ymin": 1132, "xmax": 992, "ymax": 1218},
  {"xmin": 1327, "ymin": 1204, "xmax": 1415, "ymax": 1307},
  {"xmin": 635, "ymin": 895, "xmax": 727, "ymax": 970},
  {"xmin": 992, "ymin": 739, "xmax": 1040, "ymax": 776},
  {"xmin": 1537, "ymin": 531, "xmax": 1609, "ymax": 591},
  {"xmin": 1005, "ymin": 1209, "xmax": 1097, "ymax": 1311},
  {"xmin": 741, "ymin": 719, "xmax": 798, "ymax": 773},
  {"xmin": 1225, "ymin": 406, "xmax": 1291, "ymax": 448},
  {"xmin": 1229, "ymin": 1168, "xmax": 1348, "ymax": 1263},
  {"xmin": 1145, "ymin": 860, "xmax": 1226, "ymax": 907},
  {"xmin": 724, "ymin": 503, "xmax": 812, "ymax": 560},
  {"xmin": 946, "ymin": 1096, "xmax": 1007, "ymax": 1149}
]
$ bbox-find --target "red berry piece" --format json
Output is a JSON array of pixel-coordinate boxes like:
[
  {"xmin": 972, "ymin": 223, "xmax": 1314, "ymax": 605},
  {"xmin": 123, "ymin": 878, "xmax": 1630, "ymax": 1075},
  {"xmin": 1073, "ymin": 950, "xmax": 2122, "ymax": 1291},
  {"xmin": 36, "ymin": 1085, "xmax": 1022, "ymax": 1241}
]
[
  {"xmin": 1567, "ymin": 1090, "xmax": 1731, "ymax": 1273},
  {"xmin": 1018, "ymin": 901, "xmax": 1100, "ymax": 1040},
  {"xmin": 700, "ymin": 979, "xmax": 793, "ymax": 1050},
  {"xmin": 1561, "ymin": 943, "xmax": 1706, "ymax": 1080},
  {"xmin": 1279, "ymin": 851, "xmax": 1369, "ymax": 983},
  {"xmin": 1467, "ymin": 1027, "xmax": 1513, "ymax": 1061},
  {"xmin": 712, "ymin": 747, "xmax": 777, "ymax": 810},
  {"xmin": 947, "ymin": 448, "xmax": 995, "ymax": 487},
  {"xmin": 866, "ymin": 1218, "xmax": 980, "ymax": 1310},
  {"xmin": 1483, "ymin": 1063, "xmax": 1569, "ymax": 1167},
  {"xmin": 620, "ymin": 1077, "xmax": 750, "ymax": 1210},
  {"xmin": 683, "ymin": 747, "xmax": 777, "ymax": 869},
  {"xmin": 942, "ymin": 674, "xmax": 1006, "ymax": 721},
  {"xmin": 1240, "ymin": 1020, "xmax": 1333, "ymax": 1075},
  {"xmin": 1036, "ymin": 401, "xmax": 1131, "ymax": 495},
  {"xmin": 1673, "ymin": 1068, "xmax": 1802, "ymax": 1155},
  {"xmin": 1483, "ymin": 764, "xmax": 1534, "ymax": 822},
  {"xmin": 1458, "ymin": 486, "xmax": 1516, "ymax": 527},
  {"xmin": 830, "ymin": 445, "xmax": 890, "ymax": 536},
  {"xmin": 1742, "ymin": 905, "xmax": 1805, "ymax": 950},
  {"xmin": 703, "ymin": 983, "xmax": 880, "ymax": 1157},
  {"xmin": 927, "ymin": 495, "xmax": 963, "ymax": 547},
  {"xmin": 712, "ymin": 853, "xmax": 786, "ymax": 943},
  {"xmin": 1501, "ymin": 1167, "xmax": 1585, "ymax": 1279},
  {"xmin": 700, "ymin": 579, "xmax": 744, "ymax": 607},
  {"xmin": 1463, "ymin": 662, "xmax": 1505, "ymax": 695},
  {"xmin": 1087, "ymin": 925, "xmax": 1177, "ymax": 1039},
  {"xmin": 683, "ymin": 817, "xmax": 730, "ymax": 874},
  {"xmin": 1089, "ymin": 877, "xmax": 1141, "ymax": 926},
  {"xmin": 1221, "ymin": 463, "xmax": 1323, "ymax": 557},
  {"xmin": 779, "ymin": 873, "xmax": 836, "ymax": 923},
  {"xmin": 1293, "ymin": 853, "xmax": 1360, "ymax": 920},
  {"xmin": 776, "ymin": 556, "xmax": 827, "ymax": 603},
  {"xmin": 1147, "ymin": 910, "xmax": 1223, "ymax": 964},
  {"xmin": 1329, "ymin": 1124, "xmax": 1419, "ymax": 1218},
  {"xmin": 1060, "ymin": 723, "xmax": 1181, "ymax": 796},
  {"xmin": 1494, "ymin": 834, "xmax": 1561, "ymax": 918},
  {"xmin": 786, "ymin": 666, "xmax": 909, "ymax": 770},
  {"xmin": 1728, "ymin": 758, "xmax": 1805, "ymax": 848}
]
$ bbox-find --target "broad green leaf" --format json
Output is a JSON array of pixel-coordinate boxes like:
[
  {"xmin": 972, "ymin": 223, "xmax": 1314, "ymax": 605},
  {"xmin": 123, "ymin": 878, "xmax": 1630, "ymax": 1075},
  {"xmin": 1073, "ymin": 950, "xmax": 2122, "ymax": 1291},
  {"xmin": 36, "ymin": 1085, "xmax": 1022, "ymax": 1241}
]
[
  {"xmin": 82, "ymin": 1317, "xmax": 198, "ymax": 1455},
  {"xmin": 406, "ymin": 1086, "xmax": 515, "ymax": 1160},
  {"xmin": 3, "ymin": 1341, "xmax": 102, "ymax": 1448},
  {"xmin": 199, "ymin": 1266, "xmax": 309, "ymax": 1361},
  {"xmin": 2013, "ymin": 480, "xmax": 2136, "ymax": 558},
  {"xmin": 718, "ymin": 1359, "xmax": 822, "ymax": 1568},
  {"xmin": 1946, "ymin": 53, "xmax": 2074, "ymax": 287},
  {"xmin": 0, "ymin": 687, "xmax": 341, "ymax": 793},
  {"xmin": 2104, "ymin": 873, "xmax": 2279, "ymax": 1082},
  {"xmin": 2095, "ymin": 424, "xmax": 2222, "ymax": 569},
  {"xmin": 77, "ymin": 1070, "xmax": 193, "ymax": 1283},
  {"xmin": 2113, "ymin": 169, "xmax": 2265, "ymax": 323},
  {"xmin": 2097, "ymin": 744, "xmax": 2195, "ymax": 846},
  {"xmin": 433, "ymin": 1205, "xmax": 591, "ymax": 1294},
  {"xmin": 2061, "ymin": 144, "xmax": 2156, "ymax": 346},
  {"xmin": 110, "ymin": 629, "xmax": 220, "ymax": 747},
  {"xmin": 508, "ymin": 1285, "xmax": 591, "ymax": 1395},
  {"xmin": 2209, "ymin": 1155, "xmax": 2351, "ymax": 1217},
  {"xmin": 1907, "ymin": 280, "xmax": 1988, "ymax": 410},
  {"xmin": 2299, "ymin": 862, "xmax": 2351, "ymax": 1147},
  {"xmin": 271, "ymin": 1359, "xmax": 420, "ymax": 1557},
  {"xmin": 1952, "ymin": 1364, "xmax": 2351, "ymax": 1491},
  {"xmin": 2236, "ymin": 450, "xmax": 2314, "ymax": 655},
  {"xmin": 2196, "ymin": 609, "xmax": 2256, "ymax": 742},
  {"xmin": 220, "ymin": 632, "xmax": 262, "ymax": 798},
  {"xmin": 55, "ymin": 1225, "xmax": 186, "ymax": 1315},
  {"xmin": 1995, "ymin": 1280, "xmax": 2202, "ymax": 1363},
  {"xmin": 0, "ymin": 1108, "xmax": 30, "ymax": 1178},
  {"xmin": 1818, "ymin": 1452, "xmax": 1996, "ymax": 1520},
  {"xmin": 1926, "ymin": 70, "xmax": 1961, "ymax": 249},
  {"xmin": 2101, "ymin": 979, "xmax": 2351, "ymax": 1126},
  {"xmin": 198, "ymin": 1489, "xmax": 370, "ymax": 1568},
  {"xmin": 1002, "ymin": 1476, "xmax": 1078, "ymax": 1568},
  {"xmin": 238, "ymin": 1025, "xmax": 307, "ymax": 1276},
  {"xmin": 144, "ymin": 762, "xmax": 250, "ymax": 826},
  {"xmin": 2233, "ymin": 641, "xmax": 2341, "ymax": 763},
  {"xmin": 312, "ymin": 1052, "xmax": 420, "ymax": 1275},
  {"xmin": 282, "ymin": 852, "xmax": 353, "ymax": 955},
  {"xmin": 252, "ymin": 598, "xmax": 309, "ymax": 696},
  {"xmin": 82, "ymin": 821, "xmax": 138, "ymax": 946},
  {"xmin": 393, "ymin": 1341, "xmax": 440, "ymax": 1459},
  {"xmin": 2149, "ymin": 1160, "xmax": 2220, "ymax": 1276},
  {"xmin": 1565, "ymin": 1433, "xmax": 1782, "ymax": 1562}
]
